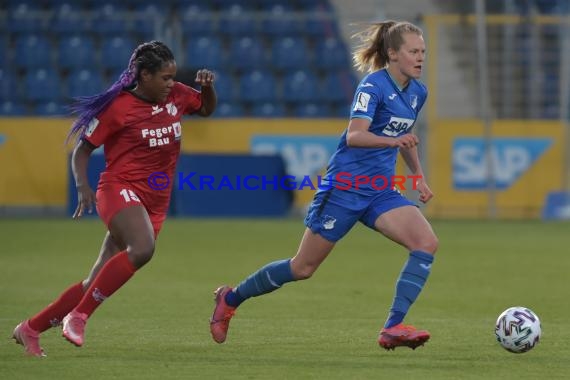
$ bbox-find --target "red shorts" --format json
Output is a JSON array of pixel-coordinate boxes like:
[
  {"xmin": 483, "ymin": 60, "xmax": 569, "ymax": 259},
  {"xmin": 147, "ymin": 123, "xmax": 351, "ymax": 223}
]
[{"xmin": 96, "ymin": 181, "xmax": 169, "ymax": 237}]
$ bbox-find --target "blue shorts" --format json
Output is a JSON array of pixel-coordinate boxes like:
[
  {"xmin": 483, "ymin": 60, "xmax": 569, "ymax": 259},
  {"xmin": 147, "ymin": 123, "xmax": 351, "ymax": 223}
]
[{"xmin": 304, "ymin": 188, "xmax": 416, "ymax": 242}]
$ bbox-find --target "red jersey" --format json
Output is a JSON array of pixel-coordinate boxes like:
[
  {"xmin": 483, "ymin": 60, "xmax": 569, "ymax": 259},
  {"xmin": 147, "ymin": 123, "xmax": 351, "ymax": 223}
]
[{"xmin": 84, "ymin": 82, "xmax": 201, "ymax": 207}]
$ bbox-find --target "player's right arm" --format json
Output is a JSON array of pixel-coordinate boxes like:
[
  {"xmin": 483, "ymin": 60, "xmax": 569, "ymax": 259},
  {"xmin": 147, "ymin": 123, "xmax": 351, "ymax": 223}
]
[
  {"xmin": 71, "ymin": 101, "xmax": 124, "ymax": 219},
  {"xmin": 346, "ymin": 118, "xmax": 419, "ymax": 148},
  {"xmin": 348, "ymin": 81, "xmax": 418, "ymax": 149},
  {"xmin": 71, "ymin": 139, "xmax": 97, "ymax": 219}
]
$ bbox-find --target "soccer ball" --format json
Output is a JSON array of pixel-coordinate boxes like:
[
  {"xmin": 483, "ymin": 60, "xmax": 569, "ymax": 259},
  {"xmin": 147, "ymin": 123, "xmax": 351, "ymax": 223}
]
[{"xmin": 495, "ymin": 306, "xmax": 541, "ymax": 353}]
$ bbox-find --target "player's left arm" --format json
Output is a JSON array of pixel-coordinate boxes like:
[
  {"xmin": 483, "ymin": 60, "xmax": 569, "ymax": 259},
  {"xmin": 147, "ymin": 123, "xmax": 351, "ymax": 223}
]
[
  {"xmin": 399, "ymin": 144, "xmax": 433, "ymax": 203},
  {"xmin": 194, "ymin": 69, "xmax": 217, "ymax": 116}
]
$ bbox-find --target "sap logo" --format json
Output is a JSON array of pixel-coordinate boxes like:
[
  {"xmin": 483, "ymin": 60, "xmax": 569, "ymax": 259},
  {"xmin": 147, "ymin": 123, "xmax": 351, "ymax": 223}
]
[
  {"xmin": 453, "ymin": 138, "xmax": 552, "ymax": 190},
  {"xmin": 383, "ymin": 117, "xmax": 415, "ymax": 137},
  {"xmin": 251, "ymin": 135, "xmax": 339, "ymax": 177}
]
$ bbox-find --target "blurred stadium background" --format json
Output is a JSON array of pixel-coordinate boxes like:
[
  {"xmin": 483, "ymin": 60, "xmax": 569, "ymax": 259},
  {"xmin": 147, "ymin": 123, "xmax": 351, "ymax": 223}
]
[
  {"xmin": 0, "ymin": 0, "xmax": 569, "ymax": 220},
  {"xmin": 3, "ymin": 2, "xmax": 570, "ymax": 378}
]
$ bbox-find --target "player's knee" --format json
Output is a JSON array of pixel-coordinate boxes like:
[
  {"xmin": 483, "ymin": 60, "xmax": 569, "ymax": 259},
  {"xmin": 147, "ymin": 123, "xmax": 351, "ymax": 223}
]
[
  {"xmin": 417, "ymin": 234, "xmax": 438, "ymax": 254},
  {"xmin": 127, "ymin": 240, "xmax": 155, "ymax": 268},
  {"xmin": 292, "ymin": 263, "xmax": 318, "ymax": 280}
]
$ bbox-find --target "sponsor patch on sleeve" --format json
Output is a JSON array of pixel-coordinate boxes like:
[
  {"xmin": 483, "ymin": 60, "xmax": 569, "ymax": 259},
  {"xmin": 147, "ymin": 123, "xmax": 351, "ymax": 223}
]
[
  {"xmin": 85, "ymin": 118, "xmax": 100, "ymax": 137},
  {"xmin": 353, "ymin": 92, "xmax": 370, "ymax": 112}
]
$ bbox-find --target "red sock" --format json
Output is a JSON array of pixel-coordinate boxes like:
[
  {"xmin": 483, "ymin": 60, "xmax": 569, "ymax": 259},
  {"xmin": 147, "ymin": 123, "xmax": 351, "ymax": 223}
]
[
  {"xmin": 28, "ymin": 282, "xmax": 85, "ymax": 332},
  {"xmin": 75, "ymin": 251, "xmax": 137, "ymax": 317}
]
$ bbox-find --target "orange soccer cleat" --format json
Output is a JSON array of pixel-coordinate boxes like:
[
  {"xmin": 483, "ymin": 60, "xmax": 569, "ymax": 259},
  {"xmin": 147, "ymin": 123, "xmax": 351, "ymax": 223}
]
[
  {"xmin": 378, "ymin": 323, "xmax": 430, "ymax": 350},
  {"xmin": 209, "ymin": 285, "xmax": 236, "ymax": 344},
  {"xmin": 62, "ymin": 310, "xmax": 88, "ymax": 347},
  {"xmin": 12, "ymin": 320, "xmax": 46, "ymax": 357}
]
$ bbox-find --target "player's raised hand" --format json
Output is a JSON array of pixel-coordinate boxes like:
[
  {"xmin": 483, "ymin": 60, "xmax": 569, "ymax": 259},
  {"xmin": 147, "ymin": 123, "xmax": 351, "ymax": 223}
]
[{"xmin": 195, "ymin": 69, "xmax": 215, "ymax": 87}]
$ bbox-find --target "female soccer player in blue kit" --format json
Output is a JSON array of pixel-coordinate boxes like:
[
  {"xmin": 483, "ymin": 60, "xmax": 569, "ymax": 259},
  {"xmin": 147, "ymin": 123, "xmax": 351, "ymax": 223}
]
[{"xmin": 210, "ymin": 20, "xmax": 438, "ymax": 350}]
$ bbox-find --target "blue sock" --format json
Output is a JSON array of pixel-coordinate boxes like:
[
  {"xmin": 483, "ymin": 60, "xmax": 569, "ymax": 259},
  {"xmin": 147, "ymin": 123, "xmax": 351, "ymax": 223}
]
[
  {"xmin": 384, "ymin": 251, "xmax": 434, "ymax": 329},
  {"xmin": 225, "ymin": 259, "xmax": 295, "ymax": 308}
]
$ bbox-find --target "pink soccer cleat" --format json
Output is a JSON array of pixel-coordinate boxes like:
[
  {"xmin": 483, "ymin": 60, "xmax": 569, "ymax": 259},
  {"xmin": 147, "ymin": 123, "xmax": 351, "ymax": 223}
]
[
  {"xmin": 62, "ymin": 310, "xmax": 88, "ymax": 347},
  {"xmin": 12, "ymin": 320, "xmax": 46, "ymax": 357},
  {"xmin": 209, "ymin": 286, "xmax": 236, "ymax": 344},
  {"xmin": 378, "ymin": 323, "xmax": 430, "ymax": 350}
]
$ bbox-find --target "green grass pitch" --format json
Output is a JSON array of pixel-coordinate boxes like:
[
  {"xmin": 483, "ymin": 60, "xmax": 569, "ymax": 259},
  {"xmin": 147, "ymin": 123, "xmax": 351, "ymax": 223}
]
[{"xmin": 1, "ymin": 218, "xmax": 569, "ymax": 379}]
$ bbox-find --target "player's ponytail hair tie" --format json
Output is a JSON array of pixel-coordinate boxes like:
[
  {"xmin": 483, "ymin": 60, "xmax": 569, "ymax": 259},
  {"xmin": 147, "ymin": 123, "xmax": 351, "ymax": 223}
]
[{"xmin": 119, "ymin": 51, "xmax": 138, "ymax": 88}]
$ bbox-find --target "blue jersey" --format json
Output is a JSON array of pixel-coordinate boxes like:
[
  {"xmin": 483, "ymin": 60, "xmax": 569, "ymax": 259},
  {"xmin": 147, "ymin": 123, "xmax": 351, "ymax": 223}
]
[{"xmin": 321, "ymin": 69, "xmax": 427, "ymax": 200}]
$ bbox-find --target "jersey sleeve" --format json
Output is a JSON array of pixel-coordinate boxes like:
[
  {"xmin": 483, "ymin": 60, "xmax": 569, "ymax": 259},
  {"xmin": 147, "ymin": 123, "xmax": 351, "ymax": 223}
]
[
  {"xmin": 83, "ymin": 101, "xmax": 126, "ymax": 148},
  {"xmin": 175, "ymin": 82, "xmax": 202, "ymax": 115},
  {"xmin": 350, "ymin": 81, "xmax": 383, "ymax": 121}
]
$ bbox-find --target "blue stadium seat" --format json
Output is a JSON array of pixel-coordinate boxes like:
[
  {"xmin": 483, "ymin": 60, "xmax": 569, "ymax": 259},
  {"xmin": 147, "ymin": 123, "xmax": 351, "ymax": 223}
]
[
  {"xmin": 180, "ymin": 4, "xmax": 217, "ymax": 37},
  {"xmin": 251, "ymin": 102, "xmax": 287, "ymax": 117},
  {"xmin": 0, "ymin": 39, "xmax": 8, "ymax": 70},
  {"xmin": 25, "ymin": 68, "xmax": 61, "ymax": 102},
  {"xmin": 229, "ymin": 37, "xmax": 268, "ymax": 71},
  {"xmin": 14, "ymin": 34, "xmax": 52, "ymax": 69},
  {"xmin": 219, "ymin": 3, "xmax": 258, "ymax": 36},
  {"xmin": 7, "ymin": 0, "xmax": 42, "ymax": 7},
  {"xmin": 255, "ymin": 0, "xmax": 292, "ymax": 7},
  {"xmin": 215, "ymin": 0, "xmax": 256, "ymax": 10},
  {"xmin": 133, "ymin": 3, "xmax": 168, "ymax": 39},
  {"xmin": 513, "ymin": 0, "xmax": 531, "ymax": 14},
  {"xmin": 282, "ymin": 69, "xmax": 319, "ymax": 103},
  {"xmin": 100, "ymin": 37, "xmax": 136, "ymax": 72},
  {"xmin": 303, "ymin": 0, "xmax": 337, "ymax": 37},
  {"xmin": 120, "ymin": 0, "xmax": 159, "ymax": 6},
  {"xmin": 541, "ymin": 104, "xmax": 558, "ymax": 119},
  {"xmin": 213, "ymin": 102, "xmax": 246, "ymax": 118},
  {"xmin": 271, "ymin": 37, "xmax": 310, "ymax": 71},
  {"xmin": 294, "ymin": 103, "xmax": 329, "ymax": 118},
  {"xmin": 7, "ymin": 2, "xmax": 48, "ymax": 34},
  {"xmin": 239, "ymin": 70, "xmax": 277, "ymax": 102},
  {"xmin": 185, "ymin": 36, "xmax": 226, "ymax": 70},
  {"xmin": 58, "ymin": 36, "xmax": 97, "ymax": 71},
  {"xmin": 314, "ymin": 38, "xmax": 350, "ymax": 70},
  {"xmin": 90, "ymin": 3, "xmax": 131, "ymax": 35},
  {"xmin": 0, "ymin": 69, "xmax": 21, "ymax": 102},
  {"xmin": 67, "ymin": 69, "xmax": 105, "ymax": 99},
  {"xmin": 535, "ymin": 0, "xmax": 569, "ymax": 14},
  {"xmin": 321, "ymin": 70, "xmax": 356, "ymax": 103},
  {"xmin": 44, "ymin": 0, "xmax": 80, "ymax": 5},
  {"xmin": 211, "ymin": 71, "xmax": 235, "ymax": 103},
  {"xmin": 542, "ymin": 73, "xmax": 559, "ymax": 107},
  {"xmin": 261, "ymin": 4, "xmax": 304, "ymax": 36},
  {"xmin": 298, "ymin": 0, "xmax": 334, "ymax": 12},
  {"xmin": 106, "ymin": 68, "xmax": 128, "ymax": 86},
  {"xmin": 35, "ymin": 101, "xmax": 69, "ymax": 116},
  {"xmin": 175, "ymin": 0, "xmax": 208, "ymax": 6},
  {"xmin": 51, "ymin": 3, "xmax": 88, "ymax": 35},
  {"xmin": 305, "ymin": 14, "xmax": 338, "ymax": 38},
  {"xmin": 0, "ymin": 101, "xmax": 27, "ymax": 116}
]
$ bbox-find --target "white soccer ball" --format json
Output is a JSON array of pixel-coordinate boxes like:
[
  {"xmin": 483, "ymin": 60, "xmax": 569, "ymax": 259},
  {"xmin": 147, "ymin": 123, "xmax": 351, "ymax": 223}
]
[{"xmin": 495, "ymin": 306, "xmax": 541, "ymax": 353}]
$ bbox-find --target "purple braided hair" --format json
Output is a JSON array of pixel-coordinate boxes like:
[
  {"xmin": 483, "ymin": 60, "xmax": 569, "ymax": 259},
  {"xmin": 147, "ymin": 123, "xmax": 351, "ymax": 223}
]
[
  {"xmin": 66, "ymin": 41, "xmax": 175, "ymax": 144},
  {"xmin": 66, "ymin": 51, "xmax": 137, "ymax": 144}
]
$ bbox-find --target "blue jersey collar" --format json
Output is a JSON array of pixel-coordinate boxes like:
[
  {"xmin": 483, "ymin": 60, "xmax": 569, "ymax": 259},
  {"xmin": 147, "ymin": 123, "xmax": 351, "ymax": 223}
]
[{"xmin": 384, "ymin": 68, "xmax": 409, "ymax": 92}]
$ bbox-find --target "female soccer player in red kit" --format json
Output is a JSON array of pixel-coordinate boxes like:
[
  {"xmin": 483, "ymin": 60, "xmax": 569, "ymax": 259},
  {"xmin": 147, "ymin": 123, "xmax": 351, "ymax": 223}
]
[{"xmin": 12, "ymin": 41, "xmax": 217, "ymax": 356}]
